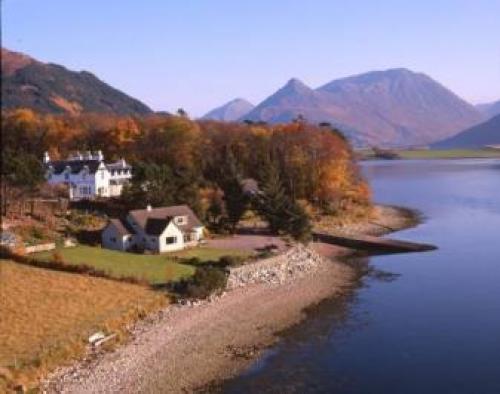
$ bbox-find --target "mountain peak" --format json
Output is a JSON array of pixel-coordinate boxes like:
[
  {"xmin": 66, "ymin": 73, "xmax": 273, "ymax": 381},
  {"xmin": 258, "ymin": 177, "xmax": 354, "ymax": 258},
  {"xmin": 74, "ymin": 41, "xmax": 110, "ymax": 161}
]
[
  {"xmin": 283, "ymin": 78, "xmax": 311, "ymax": 91},
  {"xmin": 202, "ymin": 98, "xmax": 254, "ymax": 121}
]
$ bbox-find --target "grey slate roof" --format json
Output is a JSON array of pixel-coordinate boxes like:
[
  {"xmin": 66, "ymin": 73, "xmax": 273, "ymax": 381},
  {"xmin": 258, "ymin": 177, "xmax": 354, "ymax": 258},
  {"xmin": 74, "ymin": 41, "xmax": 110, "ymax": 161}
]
[
  {"xmin": 46, "ymin": 160, "xmax": 102, "ymax": 175},
  {"xmin": 144, "ymin": 217, "xmax": 173, "ymax": 236},
  {"xmin": 128, "ymin": 205, "xmax": 203, "ymax": 235},
  {"xmin": 109, "ymin": 218, "xmax": 136, "ymax": 236},
  {"xmin": 106, "ymin": 159, "xmax": 132, "ymax": 170}
]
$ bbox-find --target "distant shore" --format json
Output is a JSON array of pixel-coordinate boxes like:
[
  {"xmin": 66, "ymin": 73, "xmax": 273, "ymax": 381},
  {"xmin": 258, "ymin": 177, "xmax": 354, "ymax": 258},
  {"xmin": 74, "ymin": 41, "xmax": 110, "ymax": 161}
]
[
  {"xmin": 42, "ymin": 205, "xmax": 420, "ymax": 394},
  {"xmin": 358, "ymin": 148, "xmax": 500, "ymax": 161}
]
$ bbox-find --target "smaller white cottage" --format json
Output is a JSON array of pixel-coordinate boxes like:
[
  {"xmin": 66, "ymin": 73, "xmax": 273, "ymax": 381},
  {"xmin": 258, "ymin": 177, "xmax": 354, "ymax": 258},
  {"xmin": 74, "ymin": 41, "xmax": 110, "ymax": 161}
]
[{"xmin": 102, "ymin": 205, "xmax": 204, "ymax": 253}]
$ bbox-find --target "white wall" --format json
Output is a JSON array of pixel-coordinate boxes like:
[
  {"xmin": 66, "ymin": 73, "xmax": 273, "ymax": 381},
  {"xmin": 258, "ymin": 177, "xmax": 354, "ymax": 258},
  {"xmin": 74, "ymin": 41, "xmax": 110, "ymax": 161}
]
[{"xmin": 158, "ymin": 222, "xmax": 185, "ymax": 253}]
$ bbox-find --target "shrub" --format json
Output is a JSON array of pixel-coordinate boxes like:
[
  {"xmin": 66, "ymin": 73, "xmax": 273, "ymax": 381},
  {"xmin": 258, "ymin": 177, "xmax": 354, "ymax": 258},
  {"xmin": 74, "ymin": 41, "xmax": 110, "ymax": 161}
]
[
  {"xmin": 51, "ymin": 251, "xmax": 65, "ymax": 264},
  {"xmin": 217, "ymin": 255, "xmax": 245, "ymax": 267},
  {"xmin": 175, "ymin": 266, "xmax": 228, "ymax": 299}
]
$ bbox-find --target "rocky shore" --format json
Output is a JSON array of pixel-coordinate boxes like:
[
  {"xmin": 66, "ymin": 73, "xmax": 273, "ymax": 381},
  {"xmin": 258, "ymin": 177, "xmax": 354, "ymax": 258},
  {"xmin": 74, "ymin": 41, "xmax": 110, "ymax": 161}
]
[{"xmin": 42, "ymin": 205, "xmax": 420, "ymax": 394}]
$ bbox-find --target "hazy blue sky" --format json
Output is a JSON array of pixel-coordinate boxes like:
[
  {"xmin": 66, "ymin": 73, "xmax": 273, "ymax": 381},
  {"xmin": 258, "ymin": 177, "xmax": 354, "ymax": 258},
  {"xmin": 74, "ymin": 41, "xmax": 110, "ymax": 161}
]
[{"xmin": 2, "ymin": 0, "xmax": 499, "ymax": 116}]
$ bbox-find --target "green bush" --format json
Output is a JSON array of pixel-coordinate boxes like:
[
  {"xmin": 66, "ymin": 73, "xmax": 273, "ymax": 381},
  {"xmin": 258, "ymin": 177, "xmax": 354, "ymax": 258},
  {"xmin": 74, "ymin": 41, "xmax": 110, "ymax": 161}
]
[{"xmin": 176, "ymin": 266, "xmax": 228, "ymax": 299}]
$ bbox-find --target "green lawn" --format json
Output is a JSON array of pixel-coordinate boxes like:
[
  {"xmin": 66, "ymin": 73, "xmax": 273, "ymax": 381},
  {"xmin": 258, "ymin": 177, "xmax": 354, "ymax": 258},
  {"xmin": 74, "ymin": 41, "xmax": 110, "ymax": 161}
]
[
  {"xmin": 33, "ymin": 245, "xmax": 250, "ymax": 285},
  {"xmin": 358, "ymin": 148, "xmax": 500, "ymax": 160},
  {"xmin": 396, "ymin": 149, "xmax": 500, "ymax": 159}
]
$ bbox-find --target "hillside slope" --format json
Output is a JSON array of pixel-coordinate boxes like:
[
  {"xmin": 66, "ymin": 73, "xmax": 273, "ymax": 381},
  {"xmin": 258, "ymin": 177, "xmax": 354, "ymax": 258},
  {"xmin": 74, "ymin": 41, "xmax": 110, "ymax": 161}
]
[
  {"xmin": 432, "ymin": 114, "xmax": 500, "ymax": 148},
  {"xmin": 1, "ymin": 48, "xmax": 152, "ymax": 115},
  {"xmin": 476, "ymin": 100, "xmax": 500, "ymax": 120}
]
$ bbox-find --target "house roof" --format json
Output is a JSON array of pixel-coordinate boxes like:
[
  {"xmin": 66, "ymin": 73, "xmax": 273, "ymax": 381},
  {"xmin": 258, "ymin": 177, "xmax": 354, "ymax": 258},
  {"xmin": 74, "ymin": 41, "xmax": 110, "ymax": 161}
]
[
  {"xmin": 128, "ymin": 205, "xmax": 203, "ymax": 235},
  {"xmin": 46, "ymin": 160, "xmax": 102, "ymax": 175},
  {"xmin": 108, "ymin": 218, "xmax": 136, "ymax": 236},
  {"xmin": 106, "ymin": 159, "xmax": 131, "ymax": 170},
  {"xmin": 144, "ymin": 217, "xmax": 173, "ymax": 236}
]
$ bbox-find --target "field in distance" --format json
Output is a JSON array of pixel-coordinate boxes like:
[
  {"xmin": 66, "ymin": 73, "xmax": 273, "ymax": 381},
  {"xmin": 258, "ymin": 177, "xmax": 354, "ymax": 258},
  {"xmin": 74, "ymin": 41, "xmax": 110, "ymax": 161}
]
[{"xmin": 359, "ymin": 148, "xmax": 500, "ymax": 160}]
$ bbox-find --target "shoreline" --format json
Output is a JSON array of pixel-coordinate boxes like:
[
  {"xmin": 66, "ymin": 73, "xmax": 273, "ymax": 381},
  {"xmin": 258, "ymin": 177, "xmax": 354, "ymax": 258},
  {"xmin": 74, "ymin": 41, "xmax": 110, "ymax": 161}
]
[{"xmin": 42, "ymin": 205, "xmax": 421, "ymax": 393}]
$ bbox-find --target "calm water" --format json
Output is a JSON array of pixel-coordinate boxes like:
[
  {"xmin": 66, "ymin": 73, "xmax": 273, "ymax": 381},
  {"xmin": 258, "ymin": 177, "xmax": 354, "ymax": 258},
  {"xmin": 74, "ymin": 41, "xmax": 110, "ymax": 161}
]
[{"xmin": 223, "ymin": 159, "xmax": 500, "ymax": 394}]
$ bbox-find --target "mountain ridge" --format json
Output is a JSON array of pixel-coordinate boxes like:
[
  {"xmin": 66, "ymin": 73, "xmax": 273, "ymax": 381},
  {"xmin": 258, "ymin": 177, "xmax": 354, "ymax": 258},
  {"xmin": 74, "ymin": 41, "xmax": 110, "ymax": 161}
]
[
  {"xmin": 476, "ymin": 100, "xmax": 500, "ymax": 120},
  {"xmin": 432, "ymin": 114, "xmax": 500, "ymax": 149},
  {"xmin": 1, "ymin": 48, "xmax": 152, "ymax": 115},
  {"xmin": 241, "ymin": 68, "xmax": 483, "ymax": 146}
]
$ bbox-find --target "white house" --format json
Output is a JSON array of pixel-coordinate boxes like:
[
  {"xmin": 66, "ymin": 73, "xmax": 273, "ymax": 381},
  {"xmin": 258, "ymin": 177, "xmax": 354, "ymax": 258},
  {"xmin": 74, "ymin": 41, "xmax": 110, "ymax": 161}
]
[
  {"xmin": 44, "ymin": 151, "xmax": 132, "ymax": 200},
  {"xmin": 102, "ymin": 205, "xmax": 205, "ymax": 253}
]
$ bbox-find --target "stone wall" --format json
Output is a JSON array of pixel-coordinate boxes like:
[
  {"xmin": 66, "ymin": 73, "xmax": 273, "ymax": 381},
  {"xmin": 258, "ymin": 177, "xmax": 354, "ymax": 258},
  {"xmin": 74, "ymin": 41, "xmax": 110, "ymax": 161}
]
[
  {"xmin": 227, "ymin": 244, "xmax": 325, "ymax": 289},
  {"xmin": 24, "ymin": 242, "xmax": 56, "ymax": 254}
]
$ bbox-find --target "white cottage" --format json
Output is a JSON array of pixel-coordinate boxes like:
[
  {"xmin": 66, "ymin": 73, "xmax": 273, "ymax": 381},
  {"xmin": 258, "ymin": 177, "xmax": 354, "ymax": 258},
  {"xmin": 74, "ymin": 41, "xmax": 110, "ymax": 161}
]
[
  {"xmin": 102, "ymin": 205, "xmax": 204, "ymax": 253},
  {"xmin": 44, "ymin": 151, "xmax": 132, "ymax": 200}
]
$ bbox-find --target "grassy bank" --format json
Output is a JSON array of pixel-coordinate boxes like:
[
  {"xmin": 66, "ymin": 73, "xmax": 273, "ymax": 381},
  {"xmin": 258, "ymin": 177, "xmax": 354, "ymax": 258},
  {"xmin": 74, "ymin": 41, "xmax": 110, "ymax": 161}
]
[
  {"xmin": 32, "ymin": 245, "xmax": 251, "ymax": 285},
  {"xmin": 0, "ymin": 260, "xmax": 167, "ymax": 392},
  {"xmin": 359, "ymin": 148, "xmax": 500, "ymax": 160}
]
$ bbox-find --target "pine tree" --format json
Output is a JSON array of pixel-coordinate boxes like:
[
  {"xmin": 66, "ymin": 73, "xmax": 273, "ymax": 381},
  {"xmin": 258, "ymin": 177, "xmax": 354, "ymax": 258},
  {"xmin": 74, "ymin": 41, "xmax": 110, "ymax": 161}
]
[
  {"xmin": 255, "ymin": 157, "xmax": 312, "ymax": 242},
  {"xmin": 217, "ymin": 149, "xmax": 248, "ymax": 232}
]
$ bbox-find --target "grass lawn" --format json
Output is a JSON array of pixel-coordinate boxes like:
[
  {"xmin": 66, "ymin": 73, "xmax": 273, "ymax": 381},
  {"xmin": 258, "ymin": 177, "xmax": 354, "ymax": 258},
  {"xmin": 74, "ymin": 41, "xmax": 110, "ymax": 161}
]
[
  {"xmin": 33, "ymin": 245, "xmax": 250, "ymax": 284},
  {"xmin": 396, "ymin": 149, "xmax": 500, "ymax": 159},
  {"xmin": 358, "ymin": 148, "xmax": 500, "ymax": 160},
  {"xmin": 0, "ymin": 260, "xmax": 166, "ymax": 391}
]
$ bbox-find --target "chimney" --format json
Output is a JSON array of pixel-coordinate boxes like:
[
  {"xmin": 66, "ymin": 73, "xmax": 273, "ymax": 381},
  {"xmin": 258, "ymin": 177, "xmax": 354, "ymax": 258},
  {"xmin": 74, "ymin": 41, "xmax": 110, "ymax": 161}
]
[
  {"xmin": 94, "ymin": 150, "xmax": 104, "ymax": 161},
  {"xmin": 43, "ymin": 151, "xmax": 50, "ymax": 164},
  {"xmin": 146, "ymin": 204, "xmax": 152, "ymax": 212}
]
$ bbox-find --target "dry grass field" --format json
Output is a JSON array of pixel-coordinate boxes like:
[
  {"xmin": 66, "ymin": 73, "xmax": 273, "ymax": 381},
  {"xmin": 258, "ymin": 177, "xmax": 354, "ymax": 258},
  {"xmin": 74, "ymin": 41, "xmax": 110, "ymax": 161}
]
[{"xmin": 0, "ymin": 259, "xmax": 167, "ymax": 392}]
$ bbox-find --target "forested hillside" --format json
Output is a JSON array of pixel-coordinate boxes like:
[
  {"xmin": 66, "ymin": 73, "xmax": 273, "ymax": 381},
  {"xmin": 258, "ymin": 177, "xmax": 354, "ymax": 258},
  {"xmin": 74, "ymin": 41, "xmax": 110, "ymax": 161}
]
[{"xmin": 1, "ymin": 109, "xmax": 371, "ymax": 235}]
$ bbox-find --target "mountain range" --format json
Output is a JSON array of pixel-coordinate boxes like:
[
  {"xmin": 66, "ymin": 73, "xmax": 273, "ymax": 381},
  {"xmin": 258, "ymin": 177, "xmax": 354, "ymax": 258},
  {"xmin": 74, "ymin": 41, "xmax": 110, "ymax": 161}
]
[
  {"xmin": 205, "ymin": 69, "xmax": 485, "ymax": 147},
  {"xmin": 1, "ymin": 48, "xmax": 152, "ymax": 115},
  {"xmin": 432, "ymin": 114, "xmax": 500, "ymax": 149},
  {"xmin": 2, "ymin": 48, "xmax": 497, "ymax": 147}
]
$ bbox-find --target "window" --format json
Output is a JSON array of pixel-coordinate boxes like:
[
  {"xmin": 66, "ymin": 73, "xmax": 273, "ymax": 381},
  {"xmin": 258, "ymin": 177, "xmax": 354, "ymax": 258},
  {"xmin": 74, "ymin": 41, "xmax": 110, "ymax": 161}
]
[
  {"xmin": 165, "ymin": 236, "xmax": 177, "ymax": 245},
  {"xmin": 64, "ymin": 173, "xmax": 70, "ymax": 180},
  {"xmin": 175, "ymin": 216, "xmax": 187, "ymax": 225},
  {"xmin": 101, "ymin": 171, "xmax": 105, "ymax": 179},
  {"xmin": 183, "ymin": 234, "xmax": 191, "ymax": 243},
  {"xmin": 110, "ymin": 237, "xmax": 116, "ymax": 243}
]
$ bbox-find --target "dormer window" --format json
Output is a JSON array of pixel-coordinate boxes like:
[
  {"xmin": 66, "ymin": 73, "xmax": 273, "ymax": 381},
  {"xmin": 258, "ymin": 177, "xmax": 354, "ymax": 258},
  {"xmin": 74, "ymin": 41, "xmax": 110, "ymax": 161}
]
[{"xmin": 175, "ymin": 216, "xmax": 187, "ymax": 225}]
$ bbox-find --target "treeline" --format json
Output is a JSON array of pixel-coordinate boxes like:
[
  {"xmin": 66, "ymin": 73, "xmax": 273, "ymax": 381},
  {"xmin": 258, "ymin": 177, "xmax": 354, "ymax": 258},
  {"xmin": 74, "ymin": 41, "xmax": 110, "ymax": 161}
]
[{"xmin": 1, "ymin": 109, "xmax": 371, "ymax": 240}]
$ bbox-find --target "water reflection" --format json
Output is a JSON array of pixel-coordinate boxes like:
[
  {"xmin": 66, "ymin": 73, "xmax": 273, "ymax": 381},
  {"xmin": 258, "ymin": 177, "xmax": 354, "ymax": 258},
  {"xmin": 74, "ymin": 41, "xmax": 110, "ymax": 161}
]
[{"xmin": 223, "ymin": 159, "xmax": 500, "ymax": 394}]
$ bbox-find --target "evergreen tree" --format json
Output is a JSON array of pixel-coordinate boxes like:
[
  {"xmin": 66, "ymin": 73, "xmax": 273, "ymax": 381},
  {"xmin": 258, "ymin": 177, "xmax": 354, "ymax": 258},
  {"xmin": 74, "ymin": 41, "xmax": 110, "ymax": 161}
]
[
  {"xmin": 255, "ymin": 157, "xmax": 312, "ymax": 242},
  {"xmin": 216, "ymin": 149, "xmax": 248, "ymax": 232}
]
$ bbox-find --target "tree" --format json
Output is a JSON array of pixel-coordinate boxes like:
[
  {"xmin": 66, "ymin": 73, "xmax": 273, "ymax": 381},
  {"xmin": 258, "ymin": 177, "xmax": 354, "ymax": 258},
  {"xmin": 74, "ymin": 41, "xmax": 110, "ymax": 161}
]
[
  {"xmin": 177, "ymin": 108, "xmax": 188, "ymax": 118},
  {"xmin": 255, "ymin": 157, "xmax": 311, "ymax": 242},
  {"xmin": 215, "ymin": 149, "xmax": 248, "ymax": 232},
  {"xmin": 121, "ymin": 162, "xmax": 175, "ymax": 208}
]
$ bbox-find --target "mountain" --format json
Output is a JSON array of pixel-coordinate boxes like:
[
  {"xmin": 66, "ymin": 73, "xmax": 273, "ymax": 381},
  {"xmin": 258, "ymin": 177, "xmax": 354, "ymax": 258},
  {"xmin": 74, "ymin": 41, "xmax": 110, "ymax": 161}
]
[
  {"xmin": 242, "ymin": 78, "xmax": 334, "ymax": 123},
  {"xmin": 1, "ymin": 48, "xmax": 152, "ymax": 115},
  {"xmin": 432, "ymin": 114, "xmax": 500, "ymax": 149},
  {"xmin": 476, "ymin": 100, "xmax": 500, "ymax": 120},
  {"xmin": 243, "ymin": 69, "xmax": 484, "ymax": 146},
  {"xmin": 202, "ymin": 98, "xmax": 254, "ymax": 121}
]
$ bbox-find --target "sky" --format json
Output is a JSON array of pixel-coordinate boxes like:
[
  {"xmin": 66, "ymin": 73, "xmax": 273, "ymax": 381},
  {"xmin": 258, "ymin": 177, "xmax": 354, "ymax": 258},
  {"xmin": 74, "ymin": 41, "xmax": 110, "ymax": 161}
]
[{"xmin": 2, "ymin": 0, "xmax": 499, "ymax": 116}]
